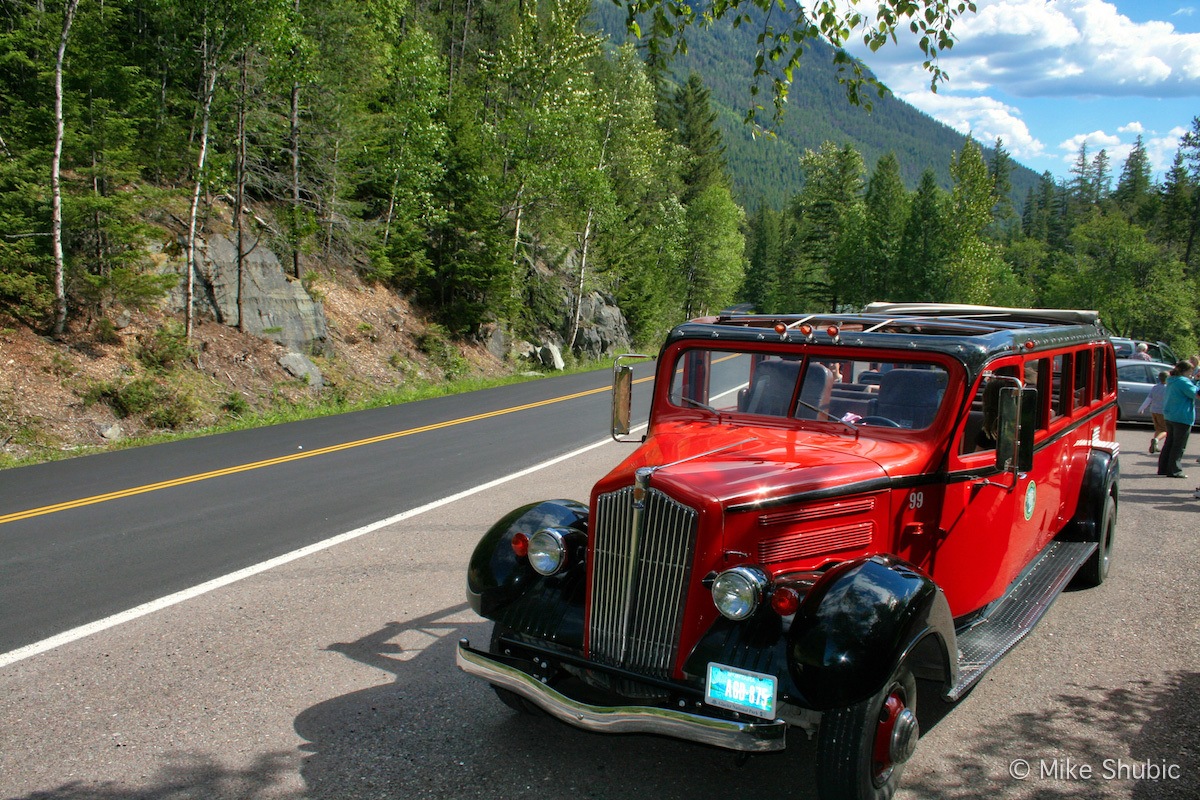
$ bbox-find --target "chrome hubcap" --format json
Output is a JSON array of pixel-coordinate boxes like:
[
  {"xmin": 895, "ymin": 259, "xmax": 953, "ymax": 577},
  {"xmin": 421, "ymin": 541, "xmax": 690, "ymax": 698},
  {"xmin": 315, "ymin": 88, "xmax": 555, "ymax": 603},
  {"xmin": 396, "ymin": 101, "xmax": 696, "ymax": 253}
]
[{"xmin": 889, "ymin": 708, "xmax": 919, "ymax": 764}]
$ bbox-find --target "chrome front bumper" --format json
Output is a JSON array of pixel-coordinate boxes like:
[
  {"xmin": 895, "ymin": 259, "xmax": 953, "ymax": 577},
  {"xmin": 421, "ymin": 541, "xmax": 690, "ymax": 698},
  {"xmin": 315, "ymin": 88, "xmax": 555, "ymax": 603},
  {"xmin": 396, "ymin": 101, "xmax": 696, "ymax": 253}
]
[{"xmin": 456, "ymin": 638, "xmax": 787, "ymax": 752}]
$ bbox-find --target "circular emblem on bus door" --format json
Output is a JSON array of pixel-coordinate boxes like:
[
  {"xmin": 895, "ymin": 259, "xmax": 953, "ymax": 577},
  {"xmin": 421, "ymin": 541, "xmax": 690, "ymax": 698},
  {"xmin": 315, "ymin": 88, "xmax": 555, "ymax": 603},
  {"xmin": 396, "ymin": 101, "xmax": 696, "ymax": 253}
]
[{"xmin": 1024, "ymin": 480, "xmax": 1037, "ymax": 521}]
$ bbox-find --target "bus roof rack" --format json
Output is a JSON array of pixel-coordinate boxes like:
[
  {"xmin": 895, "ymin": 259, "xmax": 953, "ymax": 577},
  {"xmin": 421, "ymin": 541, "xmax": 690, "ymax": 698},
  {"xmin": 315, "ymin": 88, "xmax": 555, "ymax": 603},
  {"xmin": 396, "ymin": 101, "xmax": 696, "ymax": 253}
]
[{"xmin": 861, "ymin": 303, "xmax": 1102, "ymax": 328}]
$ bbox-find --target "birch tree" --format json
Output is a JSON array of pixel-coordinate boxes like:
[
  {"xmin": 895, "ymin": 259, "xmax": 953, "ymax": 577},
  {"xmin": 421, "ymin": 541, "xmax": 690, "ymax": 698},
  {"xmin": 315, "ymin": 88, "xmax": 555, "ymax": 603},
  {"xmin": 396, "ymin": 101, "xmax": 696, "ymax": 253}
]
[{"xmin": 51, "ymin": 0, "xmax": 80, "ymax": 336}]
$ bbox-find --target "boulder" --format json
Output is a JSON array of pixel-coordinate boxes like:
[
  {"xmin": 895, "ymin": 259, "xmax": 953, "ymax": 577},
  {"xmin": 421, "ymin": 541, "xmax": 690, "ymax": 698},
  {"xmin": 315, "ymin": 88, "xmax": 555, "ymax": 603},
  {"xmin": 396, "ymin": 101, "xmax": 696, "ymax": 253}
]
[
  {"xmin": 97, "ymin": 422, "xmax": 123, "ymax": 441},
  {"xmin": 538, "ymin": 343, "xmax": 565, "ymax": 371},
  {"xmin": 278, "ymin": 352, "xmax": 324, "ymax": 388}
]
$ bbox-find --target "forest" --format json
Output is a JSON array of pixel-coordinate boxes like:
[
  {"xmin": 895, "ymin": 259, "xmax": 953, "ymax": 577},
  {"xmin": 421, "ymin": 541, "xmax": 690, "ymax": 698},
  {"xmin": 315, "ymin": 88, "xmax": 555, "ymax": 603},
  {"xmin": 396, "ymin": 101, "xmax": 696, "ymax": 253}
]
[{"xmin": 1, "ymin": 0, "xmax": 1199, "ymax": 357}]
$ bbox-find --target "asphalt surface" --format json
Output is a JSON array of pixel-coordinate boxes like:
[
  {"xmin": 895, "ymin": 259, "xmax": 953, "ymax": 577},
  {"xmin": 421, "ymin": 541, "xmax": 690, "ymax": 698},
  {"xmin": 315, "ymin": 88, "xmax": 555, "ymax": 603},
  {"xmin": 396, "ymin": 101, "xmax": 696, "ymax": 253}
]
[
  {"xmin": 0, "ymin": 364, "xmax": 656, "ymax": 654},
  {"xmin": 0, "ymin": 424, "xmax": 1196, "ymax": 800}
]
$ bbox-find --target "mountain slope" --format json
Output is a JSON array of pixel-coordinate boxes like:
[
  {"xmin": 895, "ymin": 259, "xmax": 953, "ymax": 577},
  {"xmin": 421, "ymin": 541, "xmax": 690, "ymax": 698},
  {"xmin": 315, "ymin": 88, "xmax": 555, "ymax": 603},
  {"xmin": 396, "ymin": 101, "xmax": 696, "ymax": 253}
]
[{"xmin": 592, "ymin": 6, "xmax": 1043, "ymax": 210}]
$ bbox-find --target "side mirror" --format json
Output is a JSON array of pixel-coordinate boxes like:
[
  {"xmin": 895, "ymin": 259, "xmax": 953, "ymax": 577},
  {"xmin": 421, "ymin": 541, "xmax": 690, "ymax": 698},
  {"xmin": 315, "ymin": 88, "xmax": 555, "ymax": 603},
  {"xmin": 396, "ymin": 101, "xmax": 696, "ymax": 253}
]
[
  {"xmin": 995, "ymin": 384, "xmax": 1036, "ymax": 473},
  {"xmin": 1018, "ymin": 386, "xmax": 1037, "ymax": 472},
  {"xmin": 995, "ymin": 386, "xmax": 1021, "ymax": 472},
  {"xmin": 612, "ymin": 354, "xmax": 653, "ymax": 442}
]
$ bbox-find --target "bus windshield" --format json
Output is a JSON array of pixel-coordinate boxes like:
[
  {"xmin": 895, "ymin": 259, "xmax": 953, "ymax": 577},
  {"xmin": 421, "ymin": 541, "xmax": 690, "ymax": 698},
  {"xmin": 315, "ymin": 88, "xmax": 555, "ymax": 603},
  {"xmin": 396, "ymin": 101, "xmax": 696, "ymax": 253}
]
[{"xmin": 668, "ymin": 349, "xmax": 950, "ymax": 431}]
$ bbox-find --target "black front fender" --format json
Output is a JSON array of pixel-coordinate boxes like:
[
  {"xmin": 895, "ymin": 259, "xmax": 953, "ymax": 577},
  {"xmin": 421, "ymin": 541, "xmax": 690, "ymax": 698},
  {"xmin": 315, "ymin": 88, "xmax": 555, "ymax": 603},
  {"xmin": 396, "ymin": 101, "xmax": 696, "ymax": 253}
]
[
  {"xmin": 787, "ymin": 555, "xmax": 956, "ymax": 710},
  {"xmin": 466, "ymin": 499, "xmax": 588, "ymax": 648}
]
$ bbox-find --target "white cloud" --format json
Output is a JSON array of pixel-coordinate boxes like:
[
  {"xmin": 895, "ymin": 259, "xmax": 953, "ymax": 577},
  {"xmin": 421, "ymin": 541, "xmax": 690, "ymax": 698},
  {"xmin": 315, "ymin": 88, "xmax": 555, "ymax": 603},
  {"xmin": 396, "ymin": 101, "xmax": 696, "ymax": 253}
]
[
  {"xmin": 837, "ymin": 0, "xmax": 1198, "ymax": 178},
  {"xmin": 1146, "ymin": 126, "xmax": 1190, "ymax": 173},
  {"xmin": 1056, "ymin": 130, "xmax": 1126, "ymax": 170},
  {"xmin": 848, "ymin": 0, "xmax": 1200, "ymax": 98},
  {"xmin": 897, "ymin": 91, "xmax": 1046, "ymax": 159},
  {"xmin": 1054, "ymin": 127, "xmax": 1189, "ymax": 175}
]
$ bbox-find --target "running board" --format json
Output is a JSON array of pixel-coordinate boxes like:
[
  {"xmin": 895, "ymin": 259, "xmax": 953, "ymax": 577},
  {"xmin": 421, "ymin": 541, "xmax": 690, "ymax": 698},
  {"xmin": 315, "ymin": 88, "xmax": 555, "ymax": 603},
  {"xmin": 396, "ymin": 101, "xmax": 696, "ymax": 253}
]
[{"xmin": 948, "ymin": 540, "xmax": 1096, "ymax": 700}]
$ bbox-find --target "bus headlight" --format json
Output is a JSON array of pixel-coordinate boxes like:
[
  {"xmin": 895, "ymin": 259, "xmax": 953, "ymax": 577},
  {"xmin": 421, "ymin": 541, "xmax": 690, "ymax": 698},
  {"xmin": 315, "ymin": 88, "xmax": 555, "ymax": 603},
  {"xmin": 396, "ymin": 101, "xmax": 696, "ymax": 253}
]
[
  {"xmin": 527, "ymin": 528, "xmax": 570, "ymax": 576},
  {"xmin": 711, "ymin": 566, "xmax": 769, "ymax": 621}
]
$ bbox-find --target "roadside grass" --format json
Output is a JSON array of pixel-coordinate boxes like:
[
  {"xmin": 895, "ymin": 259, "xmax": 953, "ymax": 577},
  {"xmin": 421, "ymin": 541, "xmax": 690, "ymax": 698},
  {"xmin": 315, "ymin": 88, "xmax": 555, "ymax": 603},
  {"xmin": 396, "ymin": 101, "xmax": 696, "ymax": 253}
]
[{"xmin": 0, "ymin": 359, "xmax": 618, "ymax": 471}]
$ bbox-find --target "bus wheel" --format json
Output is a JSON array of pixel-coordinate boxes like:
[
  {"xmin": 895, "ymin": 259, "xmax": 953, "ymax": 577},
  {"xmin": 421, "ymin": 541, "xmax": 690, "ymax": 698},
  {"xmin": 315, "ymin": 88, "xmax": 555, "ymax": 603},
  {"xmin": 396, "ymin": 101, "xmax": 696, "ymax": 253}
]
[{"xmin": 816, "ymin": 657, "xmax": 918, "ymax": 800}]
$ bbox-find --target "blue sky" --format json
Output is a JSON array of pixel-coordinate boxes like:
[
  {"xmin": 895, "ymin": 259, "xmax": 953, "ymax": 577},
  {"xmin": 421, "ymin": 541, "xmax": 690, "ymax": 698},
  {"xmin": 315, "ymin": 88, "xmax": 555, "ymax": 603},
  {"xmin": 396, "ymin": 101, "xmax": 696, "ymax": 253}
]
[{"xmin": 841, "ymin": 0, "xmax": 1199, "ymax": 181}]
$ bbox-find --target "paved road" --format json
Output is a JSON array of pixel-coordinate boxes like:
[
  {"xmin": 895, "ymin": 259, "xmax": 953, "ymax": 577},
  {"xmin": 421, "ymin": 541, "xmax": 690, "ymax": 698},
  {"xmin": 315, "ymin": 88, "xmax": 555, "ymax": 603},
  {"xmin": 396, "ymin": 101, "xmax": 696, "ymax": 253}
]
[
  {"xmin": 0, "ymin": 425, "xmax": 1196, "ymax": 799},
  {"xmin": 0, "ymin": 364, "xmax": 656, "ymax": 655}
]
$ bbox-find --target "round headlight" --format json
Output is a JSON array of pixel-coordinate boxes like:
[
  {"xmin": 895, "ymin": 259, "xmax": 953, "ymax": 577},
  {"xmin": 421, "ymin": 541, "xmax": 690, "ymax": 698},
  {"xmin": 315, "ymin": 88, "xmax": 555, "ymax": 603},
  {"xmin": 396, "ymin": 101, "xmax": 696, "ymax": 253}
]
[
  {"xmin": 711, "ymin": 566, "xmax": 769, "ymax": 620},
  {"xmin": 528, "ymin": 528, "xmax": 569, "ymax": 576}
]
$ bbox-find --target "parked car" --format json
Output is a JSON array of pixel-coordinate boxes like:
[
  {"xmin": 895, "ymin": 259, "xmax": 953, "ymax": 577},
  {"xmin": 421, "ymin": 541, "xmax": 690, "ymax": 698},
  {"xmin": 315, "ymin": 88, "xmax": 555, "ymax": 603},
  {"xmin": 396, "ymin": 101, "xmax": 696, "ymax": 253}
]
[
  {"xmin": 458, "ymin": 304, "xmax": 1119, "ymax": 799},
  {"xmin": 1116, "ymin": 358, "xmax": 1175, "ymax": 422},
  {"xmin": 1110, "ymin": 337, "xmax": 1178, "ymax": 365}
]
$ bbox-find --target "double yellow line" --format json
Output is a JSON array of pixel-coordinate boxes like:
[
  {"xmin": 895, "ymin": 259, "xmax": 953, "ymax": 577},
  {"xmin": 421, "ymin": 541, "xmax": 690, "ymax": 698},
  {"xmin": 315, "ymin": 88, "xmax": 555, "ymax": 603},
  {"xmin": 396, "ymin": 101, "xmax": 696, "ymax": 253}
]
[{"xmin": 1, "ymin": 378, "xmax": 651, "ymax": 527}]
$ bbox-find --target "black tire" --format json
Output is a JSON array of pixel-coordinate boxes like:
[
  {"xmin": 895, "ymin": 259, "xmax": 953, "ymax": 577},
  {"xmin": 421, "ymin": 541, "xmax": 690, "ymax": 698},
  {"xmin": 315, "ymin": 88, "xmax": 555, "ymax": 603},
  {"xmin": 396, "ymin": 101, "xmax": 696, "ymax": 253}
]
[
  {"xmin": 1073, "ymin": 492, "xmax": 1116, "ymax": 588},
  {"xmin": 488, "ymin": 624, "xmax": 541, "ymax": 715},
  {"xmin": 816, "ymin": 658, "xmax": 919, "ymax": 800}
]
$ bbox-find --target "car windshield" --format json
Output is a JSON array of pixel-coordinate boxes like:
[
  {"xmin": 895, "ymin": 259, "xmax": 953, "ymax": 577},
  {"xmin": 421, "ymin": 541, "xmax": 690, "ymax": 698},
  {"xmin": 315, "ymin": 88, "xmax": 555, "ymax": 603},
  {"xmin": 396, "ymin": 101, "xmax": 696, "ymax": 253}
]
[{"xmin": 668, "ymin": 350, "xmax": 950, "ymax": 431}]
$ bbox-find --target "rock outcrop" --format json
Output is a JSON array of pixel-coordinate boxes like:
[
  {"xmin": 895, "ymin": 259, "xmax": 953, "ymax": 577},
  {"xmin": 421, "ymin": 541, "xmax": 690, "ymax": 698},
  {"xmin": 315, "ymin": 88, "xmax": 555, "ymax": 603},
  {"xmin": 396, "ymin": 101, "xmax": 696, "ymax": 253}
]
[
  {"xmin": 171, "ymin": 234, "xmax": 330, "ymax": 356},
  {"xmin": 568, "ymin": 291, "xmax": 632, "ymax": 359}
]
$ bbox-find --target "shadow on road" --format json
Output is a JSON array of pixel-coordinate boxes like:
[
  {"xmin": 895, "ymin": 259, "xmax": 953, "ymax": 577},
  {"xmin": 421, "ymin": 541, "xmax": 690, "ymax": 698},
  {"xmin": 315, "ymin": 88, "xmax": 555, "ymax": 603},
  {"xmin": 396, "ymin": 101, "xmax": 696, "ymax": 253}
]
[
  {"xmin": 294, "ymin": 608, "xmax": 831, "ymax": 800},
  {"xmin": 901, "ymin": 671, "xmax": 1199, "ymax": 799},
  {"xmin": 7, "ymin": 752, "xmax": 299, "ymax": 800}
]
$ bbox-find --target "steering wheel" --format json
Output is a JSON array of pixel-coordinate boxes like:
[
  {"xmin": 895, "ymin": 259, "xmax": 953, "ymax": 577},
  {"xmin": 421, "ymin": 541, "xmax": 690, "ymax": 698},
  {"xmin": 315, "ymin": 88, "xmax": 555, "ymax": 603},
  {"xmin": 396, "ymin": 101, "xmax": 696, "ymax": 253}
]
[{"xmin": 858, "ymin": 416, "xmax": 902, "ymax": 428}]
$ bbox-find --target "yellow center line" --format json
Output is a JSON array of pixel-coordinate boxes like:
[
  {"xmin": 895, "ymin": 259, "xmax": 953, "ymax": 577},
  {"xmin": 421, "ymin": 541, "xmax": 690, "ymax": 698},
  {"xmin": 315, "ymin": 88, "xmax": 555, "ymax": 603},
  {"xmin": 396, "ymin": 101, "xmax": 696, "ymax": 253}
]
[{"xmin": 0, "ymin": 375, "xmax": 655, "ymax": 526}]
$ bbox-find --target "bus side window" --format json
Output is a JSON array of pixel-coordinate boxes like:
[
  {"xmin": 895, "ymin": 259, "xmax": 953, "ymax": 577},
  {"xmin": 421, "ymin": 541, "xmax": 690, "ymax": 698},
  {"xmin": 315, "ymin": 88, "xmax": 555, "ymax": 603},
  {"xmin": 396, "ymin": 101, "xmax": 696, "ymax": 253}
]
[
  {"xmin": 1052, "ymin": 354, "xmax": 1069, "ymax": 419},
  {"xmin": 1074, "ymin": 348, "xmax": 1093, "ymax": 408}
]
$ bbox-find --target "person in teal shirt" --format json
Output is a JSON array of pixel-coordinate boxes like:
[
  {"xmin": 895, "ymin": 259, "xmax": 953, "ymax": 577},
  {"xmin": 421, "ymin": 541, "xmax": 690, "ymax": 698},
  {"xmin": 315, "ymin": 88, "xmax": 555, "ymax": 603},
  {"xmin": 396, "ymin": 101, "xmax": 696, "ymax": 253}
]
[{"xmin": 1156, "ymin": 361, "xmax": 1199, "ymax": 477}]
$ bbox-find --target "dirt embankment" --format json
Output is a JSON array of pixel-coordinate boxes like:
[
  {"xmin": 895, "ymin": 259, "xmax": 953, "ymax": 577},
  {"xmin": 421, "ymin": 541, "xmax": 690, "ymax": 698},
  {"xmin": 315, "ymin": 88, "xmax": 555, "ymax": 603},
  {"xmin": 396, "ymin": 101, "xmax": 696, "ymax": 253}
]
[{"xmin": 0, "ymin": 269, "xmax": 508, "ymax": 465}]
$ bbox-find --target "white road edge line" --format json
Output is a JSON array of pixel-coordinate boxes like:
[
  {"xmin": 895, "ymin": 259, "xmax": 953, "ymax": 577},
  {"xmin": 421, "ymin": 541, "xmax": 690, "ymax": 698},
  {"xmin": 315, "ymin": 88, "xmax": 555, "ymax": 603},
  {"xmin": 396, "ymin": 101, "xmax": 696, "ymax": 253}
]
[{"xmin": 1, "ymin": 429, "xmax": 644, "ymax": 670}]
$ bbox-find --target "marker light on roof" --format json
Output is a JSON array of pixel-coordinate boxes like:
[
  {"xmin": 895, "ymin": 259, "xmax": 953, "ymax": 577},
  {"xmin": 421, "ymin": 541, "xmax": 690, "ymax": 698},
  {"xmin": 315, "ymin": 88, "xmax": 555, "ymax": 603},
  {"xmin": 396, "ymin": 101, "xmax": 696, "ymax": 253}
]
[
  {"xmin": 798, "ymin": 324, "xmax": 814, "ymax": 337},
  {"xmin": 826, "ymin": 325, "xmax": 840, "ymax": 338}
]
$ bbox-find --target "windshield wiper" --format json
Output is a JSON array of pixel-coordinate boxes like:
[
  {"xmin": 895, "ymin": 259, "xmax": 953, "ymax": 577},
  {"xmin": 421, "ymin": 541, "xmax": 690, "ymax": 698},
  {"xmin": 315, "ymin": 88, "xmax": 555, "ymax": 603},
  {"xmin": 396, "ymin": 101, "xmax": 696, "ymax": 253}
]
[
  {"xmin": 676, "ymin": 395, "xmax": 719, "ymax": 415},
  {"xmin": 793, "ymin": 398, "xmax": 860, "ymax": 436}
]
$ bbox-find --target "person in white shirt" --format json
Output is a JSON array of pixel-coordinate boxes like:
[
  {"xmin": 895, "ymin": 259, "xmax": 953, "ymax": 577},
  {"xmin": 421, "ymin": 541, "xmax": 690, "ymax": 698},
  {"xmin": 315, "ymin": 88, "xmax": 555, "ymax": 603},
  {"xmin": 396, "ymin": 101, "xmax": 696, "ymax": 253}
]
[{"xmin": 1138, "ymin": 370, "xmax": 1169, "ymax": 453}]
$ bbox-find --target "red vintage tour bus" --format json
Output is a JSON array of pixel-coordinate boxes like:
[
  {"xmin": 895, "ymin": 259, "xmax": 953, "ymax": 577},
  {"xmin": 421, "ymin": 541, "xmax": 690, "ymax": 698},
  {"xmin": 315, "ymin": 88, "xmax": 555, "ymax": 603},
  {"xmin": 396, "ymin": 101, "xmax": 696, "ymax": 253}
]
[{"xmin": 457, "ymin": 304, "xmax": 1119, "ymax": 799}]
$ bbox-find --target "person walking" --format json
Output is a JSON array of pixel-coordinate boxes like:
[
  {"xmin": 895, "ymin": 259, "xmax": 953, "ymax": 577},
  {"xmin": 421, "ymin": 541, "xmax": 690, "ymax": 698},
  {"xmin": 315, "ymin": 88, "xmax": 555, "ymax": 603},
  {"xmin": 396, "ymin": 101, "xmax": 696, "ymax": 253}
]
[
  {"xmin": 1156, "ymin": 361, "xmax": 1200, "ymax": 478},
  {"xmin": 1139, "ymin": 370, "xmax": 1169, "ymax": 453},
  {"xmin": 1133, "ymin": 342, "xmax": 1153, "ymax": 361}
]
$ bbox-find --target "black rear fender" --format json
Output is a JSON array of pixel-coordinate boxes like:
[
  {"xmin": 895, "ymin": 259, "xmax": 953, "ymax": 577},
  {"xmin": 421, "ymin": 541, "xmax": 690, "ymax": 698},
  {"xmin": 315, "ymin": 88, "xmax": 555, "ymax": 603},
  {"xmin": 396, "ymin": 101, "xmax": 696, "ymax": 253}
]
[{"xmin": 1060, "ymin": 449, "xmax": 1119, "ymax": 542}]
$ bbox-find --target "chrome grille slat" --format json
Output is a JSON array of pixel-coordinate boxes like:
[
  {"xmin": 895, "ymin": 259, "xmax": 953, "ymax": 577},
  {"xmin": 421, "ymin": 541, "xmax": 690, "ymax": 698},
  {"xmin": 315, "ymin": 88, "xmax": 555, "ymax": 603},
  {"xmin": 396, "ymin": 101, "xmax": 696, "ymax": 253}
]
[{"xmin": 590, "ymin": 487, "xmax": 698, "ymax": 678}]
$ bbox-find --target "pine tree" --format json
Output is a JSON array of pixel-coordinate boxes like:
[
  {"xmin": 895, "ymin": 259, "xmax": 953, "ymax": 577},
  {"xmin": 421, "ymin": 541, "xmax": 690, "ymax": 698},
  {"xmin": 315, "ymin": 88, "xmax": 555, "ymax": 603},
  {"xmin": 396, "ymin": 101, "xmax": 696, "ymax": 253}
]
[
  {"xmin": 987, "ymin": 137, "xmax": 1017, "ymax": 240},
  {"xmin": 1179, "ymin": 116, "xmax": 1200, "ymax": 271},
  {"xmin": 895, "ymin": 169, "xmax": 949, "ymax": 302},
  {"xmin": 670, "ymin": 73, "xmax": 728, "ymax": 205},
  {"xmin": 742, "ymin": 202, "xmax": 780, "ymax": 313},
  {"xmin": 861, "ymin": 151, "xmax": 909, "ymax": 303},
  {"xmin": 1113, "ymin": 136, "xmax": 1157, "ymax": 226}
]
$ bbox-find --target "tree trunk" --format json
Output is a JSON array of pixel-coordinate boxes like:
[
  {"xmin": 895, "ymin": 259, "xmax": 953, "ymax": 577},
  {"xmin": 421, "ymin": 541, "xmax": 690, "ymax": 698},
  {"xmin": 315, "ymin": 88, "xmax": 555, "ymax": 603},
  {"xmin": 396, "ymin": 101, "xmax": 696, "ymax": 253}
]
[
  {"xmin": 51, "ymin": 0, "xmax": 80, "ymax": 337},
  {"xmin": 568, "ymin": 112, "xmax": 613, "ymax": 351},
  {"xmin": 185, "ymin": 50, "xmax": 219, "ymax": 341},
  {"xmin": 510, "ymin": 180, "xmax": 525, "ymax": 274},
  {"xmin": 324, "ymin": 133, "xmax": 341, "ymax": 255},
  {"xmin": 382, "ymin": 171, "xmax": 400, "ymax": 249},
  {"xmin": 290, "ymin": 0, "xmax": 302, "ymax": 278},
  {"xmin": 235, "ymin": 50, "xmax": 248, "ymax": 332},
  {"xmin": 568, "ymin": 206, "xmax": 593, "ymax": 351}
]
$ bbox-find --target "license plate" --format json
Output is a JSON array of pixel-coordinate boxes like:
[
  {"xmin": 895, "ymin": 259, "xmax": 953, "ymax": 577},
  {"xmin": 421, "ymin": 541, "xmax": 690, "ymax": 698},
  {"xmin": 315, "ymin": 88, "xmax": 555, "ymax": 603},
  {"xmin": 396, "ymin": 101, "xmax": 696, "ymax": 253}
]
[{"xmin": 704, "ymin": 662, "xmax": 778, "ymax": 719}]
